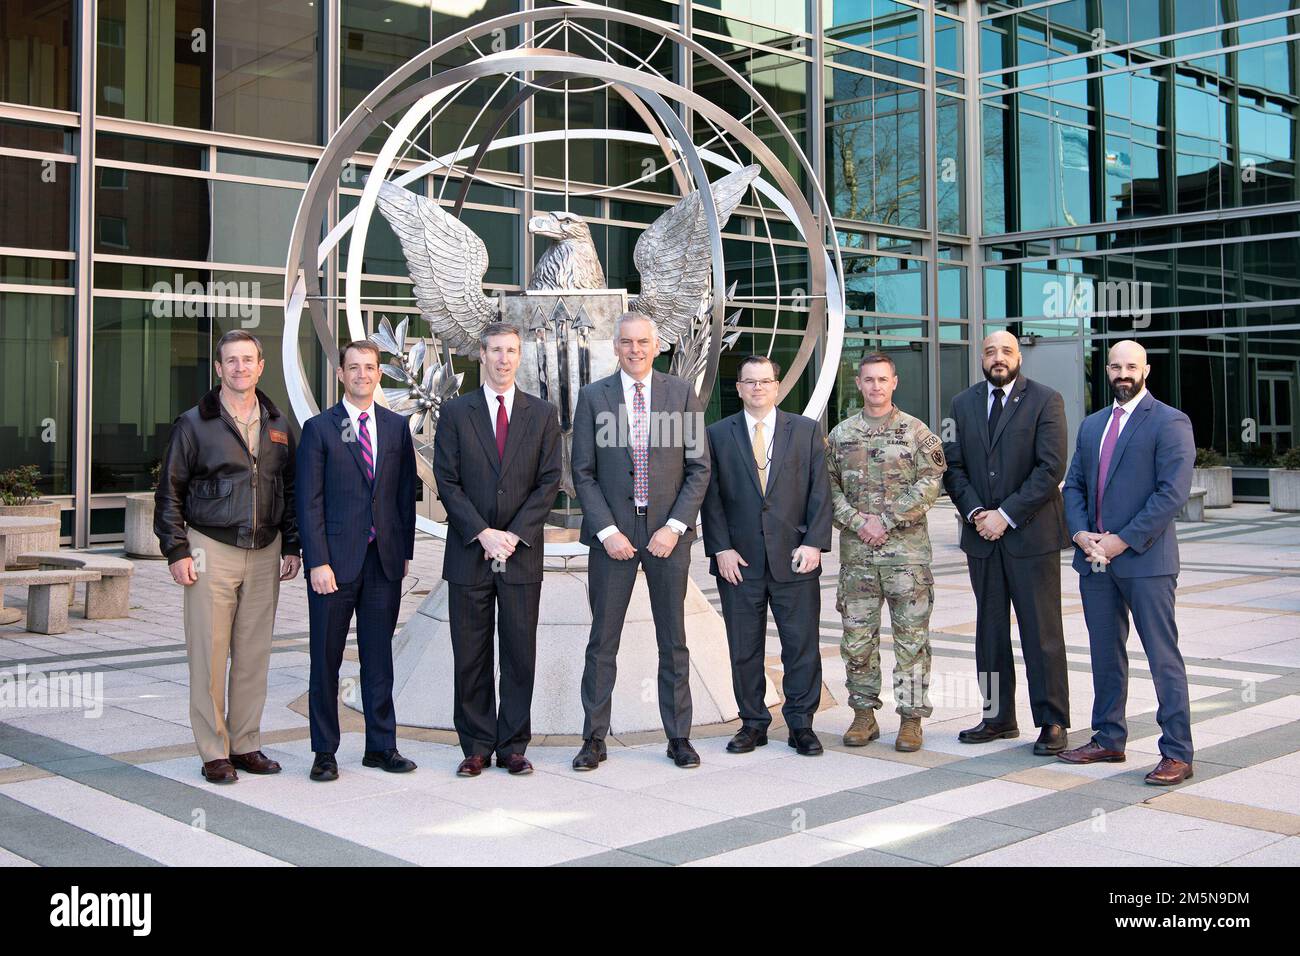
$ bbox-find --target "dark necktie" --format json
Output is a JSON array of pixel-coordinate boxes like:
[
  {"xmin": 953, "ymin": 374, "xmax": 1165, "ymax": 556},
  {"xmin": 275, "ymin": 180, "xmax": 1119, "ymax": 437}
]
[
  {"xmin": 357, "ymin": 411, "xmax": 376, "ymax": 543},
  {"xmin": 495, "ymin": 394, "xmax": 508, "ymax": 461},
  {"xmin": 988, "ymin": 387, "xmax": 1004, "ymax": 440}
]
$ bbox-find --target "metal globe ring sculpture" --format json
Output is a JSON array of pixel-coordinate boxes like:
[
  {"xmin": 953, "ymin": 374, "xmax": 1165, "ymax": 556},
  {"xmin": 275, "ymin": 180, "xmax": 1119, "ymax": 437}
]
[{"xmin": 283, "ymin": 7, "xmax": 846, "ymax": 555}]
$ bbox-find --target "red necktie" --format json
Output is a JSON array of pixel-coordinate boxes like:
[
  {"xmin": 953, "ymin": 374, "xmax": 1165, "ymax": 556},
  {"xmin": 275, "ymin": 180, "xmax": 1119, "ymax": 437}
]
[{"xmin": 495, "ymin": 394, "xmax": 508, "ymax": 461}]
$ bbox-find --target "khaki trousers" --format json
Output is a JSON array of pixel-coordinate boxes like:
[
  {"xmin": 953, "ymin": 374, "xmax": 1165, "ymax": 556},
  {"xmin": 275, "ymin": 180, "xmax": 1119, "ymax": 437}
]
[{"xmin": 184, "ymin": 528, "xmax": 282, "ymax": 763}]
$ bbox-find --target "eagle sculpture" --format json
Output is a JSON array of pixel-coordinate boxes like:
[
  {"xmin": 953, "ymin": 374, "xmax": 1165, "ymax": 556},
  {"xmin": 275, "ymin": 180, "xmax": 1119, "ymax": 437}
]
[
  {"xmin": 527, "ymin": 211, "xmax": 606, "ymax": 290},
  {"xmin": 372, "ymin": 165, "xmax": 760, "ymax": 356}
]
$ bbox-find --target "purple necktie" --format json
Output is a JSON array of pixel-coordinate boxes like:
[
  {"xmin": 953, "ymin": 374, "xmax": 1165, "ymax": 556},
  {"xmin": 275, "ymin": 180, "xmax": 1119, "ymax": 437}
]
[
  {"xmin": 632, "ymin": 382, "xmax": 649, "ymax": 504},
  {"xmin": 358, "ymin": 411, "xmax": 376, "ymax": 543},
  {"xmin": 1095, "ymin": 406, "xmax": 1125, "ymax": 532}
]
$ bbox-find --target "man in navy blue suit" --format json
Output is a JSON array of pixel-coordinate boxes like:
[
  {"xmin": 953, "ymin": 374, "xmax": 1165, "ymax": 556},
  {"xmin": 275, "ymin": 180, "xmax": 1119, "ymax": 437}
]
[
  {"xmin": 1060, "ymin": 339, "xmax": 1196, "ymax": 785},
  {"xmin": 297, "ymin": 340, "xmax": 418, "ymax": 781}
]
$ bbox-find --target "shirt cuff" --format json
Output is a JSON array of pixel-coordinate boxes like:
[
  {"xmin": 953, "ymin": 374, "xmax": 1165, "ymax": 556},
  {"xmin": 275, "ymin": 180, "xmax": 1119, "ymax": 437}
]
[
  {"xmin": 596, "ymin": 525, "xmax": 618, "ymax": 543},
  {"xmin": 966, "ymin": 507, "xmax": 983, "ymax": 522},
  {"xmin": 666, "ymin": 518, "xmax": 687, "ymax": 535},
  {"xmin": 998, "ymin": 507, "xmax": 1017, "ymax": 529}
]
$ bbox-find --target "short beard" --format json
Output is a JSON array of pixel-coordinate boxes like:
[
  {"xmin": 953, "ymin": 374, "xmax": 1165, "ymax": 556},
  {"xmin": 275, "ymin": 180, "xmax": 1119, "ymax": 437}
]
[
  {"xmin": 1110, "ymin": 374, "xmax": 1145, "ymax": 403},
  {"xmin": 983, "ymin": 359, "xmax": 1020, "ymax": 388}
]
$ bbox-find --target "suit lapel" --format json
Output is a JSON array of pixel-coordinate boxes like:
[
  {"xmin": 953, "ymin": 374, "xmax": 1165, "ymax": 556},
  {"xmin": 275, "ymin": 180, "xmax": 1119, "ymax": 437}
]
[
  {"xmin": 989, "ymin": 377, "xmax": 1028, "ymax": 449},
  {"xmin": 498, "ymin": 394, "xmax": 531, "ymax": 478},
  {"xmin": 768, "ymin": 411, "xmax": 792, "ymax": 496},
  {"xmin": 1102, "ymin": 392, "xmax": 1154, "ymax": 495},
  {"xmin": 732, "ymin": 413, "xmax": 764, "ymax": 498},
  {"xmin": 604, "ymin": 374, "xmax": 633, "ymax": 468},
  {"xmin": 468, "ymin": 390, "xmax": 501, "ymax": 474},
  {"xmin": 974, "ymin": 385, "xmax": 993, "ymax": 455},
  {"xmin": 332, "ymin": 403, "xmax": 371, "ymax": 486}
]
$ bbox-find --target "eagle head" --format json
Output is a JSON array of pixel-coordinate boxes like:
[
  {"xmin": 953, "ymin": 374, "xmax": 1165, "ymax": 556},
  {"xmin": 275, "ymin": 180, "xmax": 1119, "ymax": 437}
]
[{"xmin": 526, "ymin": 211, "xmax": 607, "ymax": 290}]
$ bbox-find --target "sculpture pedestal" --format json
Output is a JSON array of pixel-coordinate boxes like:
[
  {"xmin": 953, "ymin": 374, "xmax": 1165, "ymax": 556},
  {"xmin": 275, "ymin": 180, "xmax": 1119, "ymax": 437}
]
[{"xmin": 378, "ymin": 568, "xmax": 776, "ymax": 735}]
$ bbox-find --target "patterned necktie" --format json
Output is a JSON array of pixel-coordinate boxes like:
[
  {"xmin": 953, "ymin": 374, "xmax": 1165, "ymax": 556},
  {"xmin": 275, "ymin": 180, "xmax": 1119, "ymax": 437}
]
[
  {"xmin": 357, "ymin": 411, "xmax": 376, "ymax": 543},
  {"xmin": 495, "ymin": 394, "xmax": 508, "ymax": 461},
  {"xmin": 1095, "ymin": 406, "xmax": 1126, "ymax": 532},
  {"xmin": 632, "ymin": 381, "xmax": 649, "ymax": 504},
  {"xmin": 988, "ymin": 387, "xmax": 1004, "ymax": 440},
  {"xmin": 753, "ymin": 420, "xmax": 768, "ymax": 494}
]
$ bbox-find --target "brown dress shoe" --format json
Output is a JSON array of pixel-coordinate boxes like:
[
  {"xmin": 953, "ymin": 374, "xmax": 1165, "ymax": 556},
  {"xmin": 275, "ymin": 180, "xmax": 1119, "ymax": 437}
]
[
  {"xmin": 1145, "ymin": 757, "xmax": 1193, "ymax": 786},
  {"xmin": 1057, "ymin": 740, "xmax": 1126, "ymax": 764},
  {"xmin": 498, "ymin": 753, "xmax": 533, "ymax": 775},
  {"xmin": 456, "ymin": 754, "xmax": 490, "ymax": 777},
  {"xmin": 230, "ymin": 750, "xmax": 281, "ymax": 774},
  {"xmin": 200, "ymin": 759, "xmax": 238, "ymax": 784}
]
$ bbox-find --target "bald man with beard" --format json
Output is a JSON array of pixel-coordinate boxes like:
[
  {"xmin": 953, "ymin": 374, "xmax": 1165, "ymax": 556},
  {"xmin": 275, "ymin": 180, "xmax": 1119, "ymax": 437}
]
[
  {"xmin": 1060, "ymin": 340, "xmax": 1196, "ymax": 785},
  {"xmin": 943, "ymin": 331, "xmax": 1072, "ymax": 754}
]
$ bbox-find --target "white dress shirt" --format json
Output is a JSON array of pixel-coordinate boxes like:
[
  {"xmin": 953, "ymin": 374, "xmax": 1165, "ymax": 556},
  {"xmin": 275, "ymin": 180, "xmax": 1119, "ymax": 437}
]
[
  {"xmin": 342, "ymin": 396, "xmax": 378, "ymax": 467},
  {"xmin": 1098, "ymin": 387, "xmax": 1147, "ymax": 456},
  {"xmin": 966, "ymin": 379, "xmax": 1017, "ymax": 528},
  {"xmin": 596, "ymin": 369, "xmax": 687, "ymax": 542},
  {"xmin": 483, "ymin": 383, "xmax": 516, "ymax": 438}
]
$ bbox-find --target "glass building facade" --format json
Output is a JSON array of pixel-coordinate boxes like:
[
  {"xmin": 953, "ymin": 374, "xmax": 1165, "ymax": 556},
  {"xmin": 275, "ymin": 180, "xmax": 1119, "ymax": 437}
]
[{"xmin": 1, "ymin": 0, "xmax": 1297, "ymax": 545}]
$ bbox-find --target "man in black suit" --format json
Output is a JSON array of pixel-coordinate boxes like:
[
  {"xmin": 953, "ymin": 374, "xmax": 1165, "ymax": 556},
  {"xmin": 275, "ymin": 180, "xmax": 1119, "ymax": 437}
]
[
  {"xmin": 570, "ymin": 313, "xmax": 711, "ymax": 770},
  {"xmin": 943, "ymin": 331, "xmax": 1072, "ymax": 755},
  {"xmin": 433, "ymin": 322, "xmax": 563, "ymax": 777},
  {"xmin": 297, "ymin": 340, "xmax": 418, "ymax": 781},
  {"xmin": 702, "ymin": 355, "xmax": 833, "ymax": 756}
]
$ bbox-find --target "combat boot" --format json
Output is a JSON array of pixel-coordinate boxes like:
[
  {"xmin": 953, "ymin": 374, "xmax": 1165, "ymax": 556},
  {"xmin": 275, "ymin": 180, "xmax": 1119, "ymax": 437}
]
[
  {"xmin": 842, "ymin": 709, "xmax": 880, "ymax": 747},
  {"xmin": 895, "ymin": 716, "xmax": 923, "ymax": 752}
]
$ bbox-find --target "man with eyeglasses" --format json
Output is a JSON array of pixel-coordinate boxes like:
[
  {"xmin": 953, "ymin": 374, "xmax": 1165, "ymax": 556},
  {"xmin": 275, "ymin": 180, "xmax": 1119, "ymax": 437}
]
[
  {"xmin": 701, "ymin": 356, "xmax": 833, "ymax": 756},
  {"xmin": 1060, "ymin": 340, "xmax": 1196, "ymax": 786},
  {"xmin": 828, "ymin": 352, "xmax": 946, "ymax": 753}
]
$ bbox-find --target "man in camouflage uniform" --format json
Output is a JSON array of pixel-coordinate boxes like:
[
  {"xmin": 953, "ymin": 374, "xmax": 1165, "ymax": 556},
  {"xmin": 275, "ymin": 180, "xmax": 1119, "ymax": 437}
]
[{"xmin": 828, "ymin": 352, "xmax": 946, "ymax": 752}]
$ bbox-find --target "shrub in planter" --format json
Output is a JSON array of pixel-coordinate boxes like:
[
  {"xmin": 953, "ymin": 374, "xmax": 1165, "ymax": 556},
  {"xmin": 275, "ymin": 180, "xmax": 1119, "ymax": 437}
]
[
  {"xmin": 1269, "ymin": 447, "xmax": 1300, "ymax": 512},
  {"xmin": 0, "ymin": 466, "xmax": 59, "ymax": 567},
  {"xmin": 1192, "ymin": 448, "xmax": 1232, "ymax": 507}
]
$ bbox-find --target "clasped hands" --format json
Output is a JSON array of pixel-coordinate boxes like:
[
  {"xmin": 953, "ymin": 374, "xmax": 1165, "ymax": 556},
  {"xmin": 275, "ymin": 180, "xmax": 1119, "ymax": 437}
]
[
  {"xmin": 972, "ymin": 508, "xmax": 1009, "ymax": 541},
  {"xmin": 477, "ymin": 528, "xmax": 520, "ymax": 563},
  {"xmin": 1073, "ymin": 530, "xmax": 1128, "ymax": 565},
  {"xmin": 855, "ymin": 513, "xmax": 888, "ymax": 547}
]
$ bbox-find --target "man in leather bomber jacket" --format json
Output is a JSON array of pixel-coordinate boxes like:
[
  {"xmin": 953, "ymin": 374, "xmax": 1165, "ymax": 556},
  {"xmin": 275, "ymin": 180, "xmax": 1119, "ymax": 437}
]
[{"xmin": 155, "ymin": 330, "xmax": 301, "ymax": 784}]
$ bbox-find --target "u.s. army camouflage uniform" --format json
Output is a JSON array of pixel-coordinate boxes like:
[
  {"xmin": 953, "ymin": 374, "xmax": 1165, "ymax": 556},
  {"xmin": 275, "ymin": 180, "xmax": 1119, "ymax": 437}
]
[{"xmin": 828, "ymin": 405, "xmax": 946, "ymax": 717}]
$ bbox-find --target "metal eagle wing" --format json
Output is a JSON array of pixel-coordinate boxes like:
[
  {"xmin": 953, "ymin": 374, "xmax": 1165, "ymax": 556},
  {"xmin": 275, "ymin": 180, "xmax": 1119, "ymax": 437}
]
[
  {"xmin": 629, "ymin": 164, "xmax": 760, "ymax": 347},
  {"xmin": 375, "ymin": 179, "xmax": 496, "ymax": 356}
]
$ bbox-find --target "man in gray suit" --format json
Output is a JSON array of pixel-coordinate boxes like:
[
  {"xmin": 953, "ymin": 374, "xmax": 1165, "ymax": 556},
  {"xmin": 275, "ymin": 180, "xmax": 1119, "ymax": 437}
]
[
  {"xmin": 570, "ymin": 313, "xmax": 712, "ymax": 770},
  {"xmin": 702, "ymin": 355, "xmax": 833, "ymax": 756}
]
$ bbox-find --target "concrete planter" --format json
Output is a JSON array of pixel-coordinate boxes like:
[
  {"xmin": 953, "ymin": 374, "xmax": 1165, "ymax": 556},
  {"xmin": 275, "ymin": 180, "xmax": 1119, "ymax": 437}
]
[
  {"xmin": 125, "ymin": 493, "xmax": 164, "ymax": 559},
  {"xmin": 1192, "ymin": 466, "xmax": 1233, "ymax": 507},
  {"xmin": 1269, "ymin": 469, "xmax": 1300, "ymax": 512},
  {"xmin": 0, "ymin": 500, "xmax": 60, "ymax": 568}
]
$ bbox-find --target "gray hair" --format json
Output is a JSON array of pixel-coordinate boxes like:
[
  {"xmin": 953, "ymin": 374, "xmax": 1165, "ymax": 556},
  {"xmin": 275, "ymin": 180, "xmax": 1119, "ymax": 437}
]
[
  {"xmin": 479, "ymin": 321, "xmax": 522, "ymax": 349},
  {"xmin": 615, "ymin": 312, "xmax": 659, "ymax": 341}
]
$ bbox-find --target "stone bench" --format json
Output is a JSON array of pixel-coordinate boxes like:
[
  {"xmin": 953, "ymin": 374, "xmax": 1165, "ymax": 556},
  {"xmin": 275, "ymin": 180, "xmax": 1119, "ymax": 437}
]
[
  {"xmin": 0, "ymin": 568, "xmax": 103, "ymax": 635},
  {"xmin": 18, "ymin": 551, "xmax": 135, "ymax": 620},
  {"xmin": 1178, "ymin": 486, "xmax": 1207, "ymax": 523}
]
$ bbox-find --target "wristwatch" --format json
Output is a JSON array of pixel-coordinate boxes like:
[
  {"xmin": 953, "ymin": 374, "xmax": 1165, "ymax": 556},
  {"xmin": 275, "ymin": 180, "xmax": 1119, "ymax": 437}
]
[{"xmin": 668, "ymin": 525, "xmax": 685, "ymax": 536}]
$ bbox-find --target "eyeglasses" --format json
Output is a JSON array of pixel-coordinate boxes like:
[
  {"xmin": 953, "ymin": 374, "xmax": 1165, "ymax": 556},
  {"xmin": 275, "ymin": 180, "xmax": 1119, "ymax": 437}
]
[{"xmin": 738, "ymin": 378, "xmax": 778, "ymax": 387}]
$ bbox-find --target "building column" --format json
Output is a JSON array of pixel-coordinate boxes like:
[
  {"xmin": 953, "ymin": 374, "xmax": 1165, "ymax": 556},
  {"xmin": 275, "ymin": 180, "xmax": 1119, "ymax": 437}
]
[{"xmin": 72, "ymin": 0, "xmax": 98, "ymax": 548}]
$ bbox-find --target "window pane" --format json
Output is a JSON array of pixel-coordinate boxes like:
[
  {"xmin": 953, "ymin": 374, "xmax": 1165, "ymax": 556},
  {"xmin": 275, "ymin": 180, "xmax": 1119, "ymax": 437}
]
[
  {"xmin": 98, "ymin": 0, "xmax": 211, "ymax": 129},
  {"xmin": 214, "ymin": 0, "xmax": 321, "ymax": 144},
  {"xmin": 0, "ymin": 293, "xmax": 73, "ymax": 496},
  {"xmin": 0, "ymin": 0, "xmax": 75, "ymax": 110}
]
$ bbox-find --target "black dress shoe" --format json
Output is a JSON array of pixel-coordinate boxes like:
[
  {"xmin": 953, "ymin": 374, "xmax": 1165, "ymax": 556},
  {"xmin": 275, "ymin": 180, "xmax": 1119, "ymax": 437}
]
[
  {"xmin": 787, "ymin": 727, "xmax": 824, "ymax": 756},
  {"xmin": 726, "ymin": 727, "xmax": 768, "ymax": 753},
  {"xmin": 666, "ymin": 738, "xmax": 700, "ymax": 768},
  {"xmin": 572, "ymin": 738, "xmax": 607, "ymax": 771},
  {"xmin": 362, "ymin": 749, "xmax": 417, "ymax": 773},
  {"xmin": 1033, "ymin": 724, "xmax": 1069, "ymax": 755},
  {"xmin": 958, "ymin": 720, "xmax": 1020, "ymax": 744},
  {"xmin": 309, "ymin": 752, "xmax": 338, "ymax": 782}
]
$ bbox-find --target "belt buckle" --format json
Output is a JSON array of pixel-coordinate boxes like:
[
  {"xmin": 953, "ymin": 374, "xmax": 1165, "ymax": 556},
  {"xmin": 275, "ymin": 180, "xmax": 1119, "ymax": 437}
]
[{"xmin": 635, "ymin": 505, "xmax": 648, "ymax": 517}]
